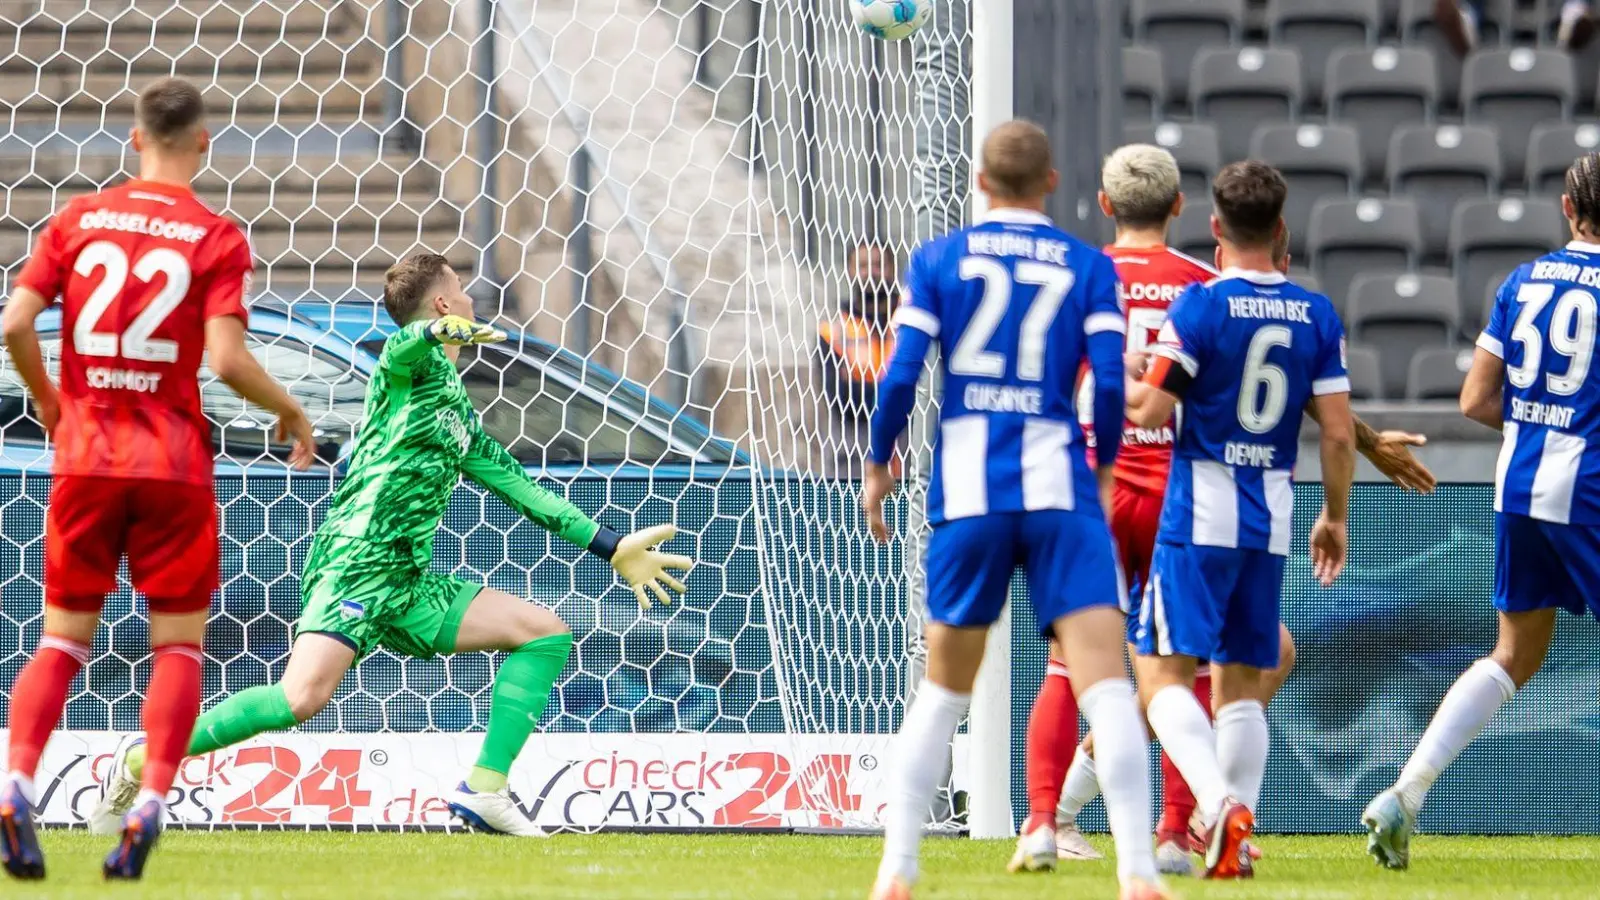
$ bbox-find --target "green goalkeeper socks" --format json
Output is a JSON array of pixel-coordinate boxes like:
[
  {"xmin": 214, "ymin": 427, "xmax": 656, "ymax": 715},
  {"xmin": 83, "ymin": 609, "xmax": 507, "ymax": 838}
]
[
  {"xmin": 125, "ymin": 683, "xmax": 298, "ymax": 779},
  {"xmin": 468, "ymin": 633, "xmax": 573, "ymax": 792}
]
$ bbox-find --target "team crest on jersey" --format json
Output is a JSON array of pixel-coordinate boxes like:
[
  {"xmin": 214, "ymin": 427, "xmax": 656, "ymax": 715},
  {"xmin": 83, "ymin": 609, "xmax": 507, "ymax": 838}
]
[
  {"xmin": 339, "ymin": 599, "xmax": 365, "ymax": 620},
  {"xmin": 437, "ymin": 409, "xmax": 471, "ymax": 455}
]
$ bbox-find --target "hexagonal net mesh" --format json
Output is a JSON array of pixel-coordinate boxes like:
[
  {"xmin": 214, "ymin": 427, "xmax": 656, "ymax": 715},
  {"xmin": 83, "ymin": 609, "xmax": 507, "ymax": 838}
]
[{"xmin": 0, "ymin": 0, "xmax": 972, "ymax": 830}]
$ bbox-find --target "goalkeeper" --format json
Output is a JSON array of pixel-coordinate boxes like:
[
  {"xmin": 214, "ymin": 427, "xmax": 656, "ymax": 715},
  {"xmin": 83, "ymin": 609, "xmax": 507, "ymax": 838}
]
[{"xmin": 91, "ymin": 253, "xmax": 690, "ymax": 836}]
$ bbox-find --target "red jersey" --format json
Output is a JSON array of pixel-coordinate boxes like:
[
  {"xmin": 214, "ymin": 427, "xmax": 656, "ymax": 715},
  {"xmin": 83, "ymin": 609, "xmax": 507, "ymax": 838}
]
[
  {"xmin": 14, "ymin": 179, "xmax": 251, "ymax": 486},
  {"xmin": 1095, "ymin": 244, "xmax": 1216, "ymax": 495}
]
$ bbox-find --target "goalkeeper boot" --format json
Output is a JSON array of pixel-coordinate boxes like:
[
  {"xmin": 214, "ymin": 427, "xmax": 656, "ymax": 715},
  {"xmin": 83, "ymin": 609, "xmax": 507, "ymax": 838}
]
[
  {"xmin": 103, "ymin": 796, "xmax": 164, "ymax": 880},
  {"xmin": 1201, "ymin": 798, "xmax": 1254, "ymax": 880},
  {"xmin": 89, "ymin": 734, "xmax": 145, "ymax": 835},
  {"xmin": 0, "ymin": 779, "xmax": 44, "ymax": 880},
  {"xmin": 1006, "ymin": 819, "xmax": 1057, "ymax": 873},
  {"xmin": 1054, "ymin": 818, "xmax": 1103, "ymax": 861},
  {"xmin": 1362, "ymin": 789, "xmax": 1415, "ymax": 871},
  {"xmin": 447, "ymin": 782, "xmax": 545, "ymax": 837}
]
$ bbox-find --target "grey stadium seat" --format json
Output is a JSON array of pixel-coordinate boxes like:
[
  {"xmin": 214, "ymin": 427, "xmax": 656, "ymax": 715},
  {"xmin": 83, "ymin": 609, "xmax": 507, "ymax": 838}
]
[
  {"xmin": 1407, "ymin": 347, "xmax": 1472, "ymax": 401},
  {"xmin": 1171, "ymin": 200, "xmax": 1218, "ymax": 261},
  {"xmin": 1327, "ymin": 45, "xmax": 1437, "ymax": 187},
  {"xmin": 1388, "ymin": 123, "xmax": 1502, "ymax": 264},
  {"xmin": 1462, "ymin": 48, "xmax": 1575, "ymax": 187},
  {"xmin": 1346, "ymin": 345, "xmax": 1385, "ymax": 400},
  {"xmin": 1192, "ymin": 46, "xmax": 1304, "ymax": 163},
  {"xmin": 1347, "ymin": 273, "xmax": 1460, "ymax": 397},
  {"xmin": 1308, "ymin": 196, "xmax": 1422, "ymax": 318},
  {"xmin": 1133, "ymin": 0, "xmax": 1246, "ymax": 110},
  {"xmin": 1527, "ymin": 123, "xmax": 1600, "ymax": 196},
  {"xmin": 1399, "ymin": 0, "xmax": 1503, "ymax": 110},
  {"xmin": 1266, "ymin": 0, "xmax": 1380, "ymax": 108},
  {"xmin": 1250, "ymin": 123, "xmax": 1361, "ymax": 259},
  {"xmin": 1288, "ymin": 267, "xmax": 1320, "ymax": 294},
  {"xmin": 1124, "ymin": 122, "xmax": 1221, "ymax": 199},
  {"xmin": 1123, "ymin": 45, "xmax": 1165, "ymax": 123},
  {"xmin": 1450, "ymin": 195, "xmax": 1566, "ymax": 333}
]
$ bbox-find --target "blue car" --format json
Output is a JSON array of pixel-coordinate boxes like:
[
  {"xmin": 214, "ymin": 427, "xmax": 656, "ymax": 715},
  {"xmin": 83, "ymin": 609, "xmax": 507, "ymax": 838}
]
[{"xmin": 0, "ymin": 302, "xmax": 784, "ymax": 736}]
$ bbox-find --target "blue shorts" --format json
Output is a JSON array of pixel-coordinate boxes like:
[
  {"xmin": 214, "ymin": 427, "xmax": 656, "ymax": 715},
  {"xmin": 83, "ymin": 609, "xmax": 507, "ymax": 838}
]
[
  {"xmin": 1135, "ymin": 541, "xmax": 1284, "ymax": 670},
  {"xmin": 924, "ymin": 510, "xmax": 1126, "ymax": 637},
  {"xmin": 1495, "ymin": 512, "xmax": 1600, "ymax": 618}
]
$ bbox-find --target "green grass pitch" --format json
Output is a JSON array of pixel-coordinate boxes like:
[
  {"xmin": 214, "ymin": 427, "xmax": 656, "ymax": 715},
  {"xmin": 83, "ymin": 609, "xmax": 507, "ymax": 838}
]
[{"xmin": 24, "ymin": 830, "xmax": 1600, "ymax": 899}]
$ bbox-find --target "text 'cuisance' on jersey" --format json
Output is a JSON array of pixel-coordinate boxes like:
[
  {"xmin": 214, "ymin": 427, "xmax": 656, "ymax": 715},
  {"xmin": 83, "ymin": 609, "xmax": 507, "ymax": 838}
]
[
  {"xmin": 13, "ymin": 180, "xmax": 253, "ymax": 485},
  {"xmin": 894, "ymin": 209, "xmax": 1126, "ymax": 524},
  {"xmin": 1481, "ymin": 240, "xmax": 1600, "ymax": 524},
  {"xmin": 1151, "ymin": 269, "xmax": 1349, "ymax": 554}
]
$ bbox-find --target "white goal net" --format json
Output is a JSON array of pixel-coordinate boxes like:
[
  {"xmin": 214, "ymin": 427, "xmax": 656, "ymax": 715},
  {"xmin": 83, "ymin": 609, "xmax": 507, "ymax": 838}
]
[{"xmin": 0, "ymin": 0, "xmax": 979, "ymax": 832}]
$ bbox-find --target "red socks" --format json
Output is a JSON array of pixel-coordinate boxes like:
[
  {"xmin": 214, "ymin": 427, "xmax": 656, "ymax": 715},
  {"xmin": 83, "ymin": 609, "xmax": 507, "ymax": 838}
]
[
  {"xmin": 1157, "ymin": 669, "xmax": 1212, "ymax": 842},
  {"xmin": 141, "ymin": 643, "xmax": 203, "ymax": 796},
  {"xmin": 5, "ymin": 636, "xmax": 90, "ymax": 779},
  {"xmin": 1023, "ymin": 661, "xmax": 1078, "ymax": 833}
]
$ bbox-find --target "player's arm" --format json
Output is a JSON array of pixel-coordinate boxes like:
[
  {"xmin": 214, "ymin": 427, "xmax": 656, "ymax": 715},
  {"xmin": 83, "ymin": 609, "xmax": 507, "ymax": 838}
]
[
  {"xmin": 1304, "ymin": 404, "xmax": 1435, "ymax": 493},
  {"xmin": 1309, "ymin": 314, "xmax": 1355, "ymax": 586},
  {"xmin": 1, "ymin": 287, "xmax": 58, "ymax": 433},
  {"xmin": 459, "ymin": 429, "xmax": 690, "ymax": 609},
  {"xmin": 862, "ymin": 254, "xmax": 938, "ymax": 543},
  {"xmin": 205, "ymin": 316, "xmax": 314, "ymax": 470},
  {"xmin": 1082, "ymin": 254, "xmax": 1127, "ymax": 511},
  {"xmin": 1459, "ymin": 348, "xmax": 1506, "ymax": 430},
  {"xmin": 382, "ymin": 316, "xmax": 505, "ymax": 373}
]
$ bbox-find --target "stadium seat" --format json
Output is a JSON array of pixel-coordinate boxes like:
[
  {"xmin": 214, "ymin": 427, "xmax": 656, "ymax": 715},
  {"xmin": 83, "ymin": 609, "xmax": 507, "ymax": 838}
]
[
  {"xmin": 1327, "ymin": 45, "xmax": 1437, "ymax": 187},
  {"xmin": 1249, "ymin": 123, "xmax": 1361, "ymax": 259},
  {"xmin": 1288, "ymin": 266, "xmax": 1321, "ymax": 293},
  {"xmin": 1450, "ymin": 195, "xmax": 1566, "ymax": 333},
  {"xmin": 1133, "ymin": 0, "xmax": 1246, "ymax": 110},
  {"xmin": 1308, "ymin": 196, "xmax": 1422, "ymax": 318},
  {"xmin": 1406, "ymin": 346, "xmax": 1471, "ymax": 400},
  {"xmin": 1123, "ymin": 45, "xmax": 1165, "ymax": 122},
  {"xmin": 1171, "ymin": 200, "xmax": 1218, "ymax": 261},
  {"xmin": 1265, "ymin": 0, "xmax": 1380, "ymax": 108},
  {"xmin": 1388, "ymin": 123, "xmax": 1502, "ymax": 264},
  {"xmin": 1347, "ymin": 272, "xmax": 1460, "ymax": 397},
  {"xmin": 1192, "ymin": 46, "xmax": 1304, "ymax": 163},
  {"xmin": 1123, "ymin": 122, "xmax": 1221, "ymax": 200},
  {"xmin": 1461, "ymin": 48, "xmax": 1575, "ymax": 187},
  {"xmin": 1346, "ymin": 344, "xmax": 1385, "ymax": 400},
  {"xmin": 1398, "ymin": 0, "xmax": 1503, "ymax": 110},
  {"xmin": 1377, "ymin": 0, "xmax": 1403, "ymax": 37},
  {"xmin": 1526, "ymin": 123, "xmax": 1600, "ymax": 195}
]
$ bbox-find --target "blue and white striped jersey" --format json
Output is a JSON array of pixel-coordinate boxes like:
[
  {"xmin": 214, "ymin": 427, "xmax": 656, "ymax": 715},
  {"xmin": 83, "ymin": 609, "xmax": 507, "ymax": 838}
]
[
  {"xmin": 875, "ymin": 209, "xmax": 1127, "ymax": 525},
  {"xmin": 1480, "ymin": 241, "xmax": 1600, "ymax": 525},
  {"xmin": 1151, "ymin": 269, "xmax": 1349, "ymax": 554}
]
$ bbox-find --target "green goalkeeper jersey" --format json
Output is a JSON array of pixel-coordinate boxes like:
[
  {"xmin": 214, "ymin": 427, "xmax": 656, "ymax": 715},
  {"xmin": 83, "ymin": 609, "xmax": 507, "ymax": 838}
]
[{"xmin": 318, "ymin": 319, "xmax": 604, "ymax": 564}]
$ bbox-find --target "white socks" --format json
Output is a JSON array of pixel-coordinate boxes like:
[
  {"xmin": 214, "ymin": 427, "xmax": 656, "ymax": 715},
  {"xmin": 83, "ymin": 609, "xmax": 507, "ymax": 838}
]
[
  {"xmin": 1395, "ymin": 658, "xmax": 1516, "ymax": 814},
  {"xmin": 1078, "ymin": 678, "xmax": 1158, "ymax": 885},
  {"xmin": 1056, "ymin": 746, "xmax": 1100, "ymax": 824},
  {"xmin": 6, "ymin": 772, "xmax": 36, "ymax": 805},
  {"xmin": 1146, "ymin": 683, "xmax": 1228, "ymax": 825},
  {"xmin": 877, "ymin": 680, "xmax": 970, "ymax": 885},
  {"xmin": 1215, "ymin": 699, "xmax": 1269, "ymax": 813}
]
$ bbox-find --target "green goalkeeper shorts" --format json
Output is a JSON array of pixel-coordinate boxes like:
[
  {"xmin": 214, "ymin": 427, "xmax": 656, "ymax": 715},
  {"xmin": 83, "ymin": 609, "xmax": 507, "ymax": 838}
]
[{"xmin": 297, "ymin": 533, "xmax": 481, "ymax": 660}]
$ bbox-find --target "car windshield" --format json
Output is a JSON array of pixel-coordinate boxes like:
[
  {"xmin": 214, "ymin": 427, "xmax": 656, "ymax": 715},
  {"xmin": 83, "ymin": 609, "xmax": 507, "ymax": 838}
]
[{"xmin": 361, "ymin": 339, "xmax": 721, "ymax": 465}]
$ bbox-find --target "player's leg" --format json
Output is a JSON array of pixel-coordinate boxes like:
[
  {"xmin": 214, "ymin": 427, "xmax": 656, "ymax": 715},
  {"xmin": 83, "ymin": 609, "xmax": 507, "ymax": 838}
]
[
  {"xmin": 875, "ymin": 516, "xmax": 1011, "ymax": 898},
  {"xmin": 1261, "ymin": 624, "xmax": 1296, "ymax": 702},
  {"xmin": 1364, "ymin": 512, "xmax": 1564, "ymax": 870},
  {"xmin": 438, "ymin": 586, "xmax": 571, "ymax": 835},
  {"xmin": 1209, "ymin": 550, "xmax": 1282, "ymax": 822},
  {"xmin": 2, "ymin": 476, "xmax": 122, "ymax": 880},
  {"xmin": 1053, "ymin": 734, "xmax": 1103, "ymax": 860},
  {"xmin": 1023, "ymin": 640, "xmax": 1077, "ymax": 834},
  {"xmin": 1134, "ymin": 543, "xmax": 1252, "ymax": 879},
  {"xmin": 1028, "ymin": 511, "xmax": 1160, "ymax": 896}
]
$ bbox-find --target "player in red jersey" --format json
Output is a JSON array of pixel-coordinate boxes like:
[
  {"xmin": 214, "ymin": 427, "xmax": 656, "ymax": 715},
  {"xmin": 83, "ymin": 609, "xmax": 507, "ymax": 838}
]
[
  {"xmin": 0, "ymin": 77, "xmax": 314, "ymax": 881},
  {"xmin": 1017, "ymin": 146, "xmax": 1439, "ymax": 877}
]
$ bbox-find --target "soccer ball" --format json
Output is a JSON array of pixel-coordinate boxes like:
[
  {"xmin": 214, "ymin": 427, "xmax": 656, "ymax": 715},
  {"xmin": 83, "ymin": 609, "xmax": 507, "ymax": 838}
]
[{"xmin": 850, "ymin": 0, "xmax": 933, "ymax": 41}]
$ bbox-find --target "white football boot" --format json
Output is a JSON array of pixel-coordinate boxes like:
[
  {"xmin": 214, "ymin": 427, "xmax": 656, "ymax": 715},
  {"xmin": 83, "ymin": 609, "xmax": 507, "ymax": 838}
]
[
  {"xmin": 1054, "ymin": 818, "xmax": 1103, "ymax": 861},
  {"xmin": 446, "ymin": 782, "xmax": 546, "ymax": 837},
  {"xmin": 88, "ymin": 734, "xmax": 145, "ymax": 836},
  {"xmin": 1006, "ymin": 821, "xmax": 1057, "ymax": 873}
]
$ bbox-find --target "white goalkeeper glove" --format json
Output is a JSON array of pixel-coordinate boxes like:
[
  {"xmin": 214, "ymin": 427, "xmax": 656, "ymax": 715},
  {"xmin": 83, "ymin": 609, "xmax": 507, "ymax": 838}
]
[
  {"xmin": 611, "ymin": 523, "xmax": 692, "ymax": 609},
  {"xmin": 428, "ymin": 314, "xmax": 507, "ymax": 346}
]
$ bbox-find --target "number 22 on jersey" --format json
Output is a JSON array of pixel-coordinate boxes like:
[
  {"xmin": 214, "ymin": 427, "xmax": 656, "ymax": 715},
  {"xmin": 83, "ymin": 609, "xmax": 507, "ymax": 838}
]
[{"xmin": 72, "ymin": 240, "xmax": 191, "ymax": 364}]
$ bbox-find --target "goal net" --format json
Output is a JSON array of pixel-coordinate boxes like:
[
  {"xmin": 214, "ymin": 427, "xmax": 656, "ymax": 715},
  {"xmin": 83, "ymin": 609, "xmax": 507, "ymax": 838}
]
[{"xmin": 0, "ymin": 0, "xmax": 980, "ymax": 832}]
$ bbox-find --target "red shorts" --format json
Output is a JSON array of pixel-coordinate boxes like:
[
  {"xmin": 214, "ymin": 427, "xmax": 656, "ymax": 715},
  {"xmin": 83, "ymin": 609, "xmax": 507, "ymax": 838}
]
[
  {"xmin": 1110, "ymin": 482, "xmax": 1163, "ymax": 591},
  {"xmin": 46, "ymin": 475, "xmax": 218, "ymax": 613}
]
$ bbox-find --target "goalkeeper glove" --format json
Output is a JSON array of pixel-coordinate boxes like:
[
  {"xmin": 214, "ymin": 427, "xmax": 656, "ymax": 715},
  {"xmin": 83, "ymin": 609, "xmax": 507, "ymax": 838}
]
[
  {"xmin": 427, "ymin": 314, "xmax": 507, "ymax": 346},
  {"xmin": 609, "ymin": 523, "xmax": 692, "ymax": 609}
]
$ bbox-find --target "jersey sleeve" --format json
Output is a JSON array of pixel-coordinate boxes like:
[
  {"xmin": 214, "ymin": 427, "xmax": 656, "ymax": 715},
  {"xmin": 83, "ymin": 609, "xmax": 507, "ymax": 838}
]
[
  {"xmin": 11, "ymin": 206, "xmax": 71, "ymax": 302},
  {"xmin": 1477, "ymin": 268, "xmax": 1520, "ymax": 360},
  {"xmin": 459, "ymin": 419, "xmax": 611, "ymax": 554},
  {"xmin": 379, "ymin": 319, "xmax": 440, "ymax": 375},
  {"xmin": 890, "ymin": 242, "xmax": 941, "ymax": 338},
  {"xmin": 201, "ymin": 226, "xmax": 253, "ymax": 323},
  {"xmin": 1151, "ymin": 284, "xmax": 1208, "ymax": 377},
  {"xmin": 1082, "ymin": 252, "xmax": 1128, "ymax": 462},
  {"xmin": 1311, "ymin": 303, "xmax": 1351, "ymax": 396}
]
